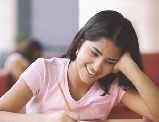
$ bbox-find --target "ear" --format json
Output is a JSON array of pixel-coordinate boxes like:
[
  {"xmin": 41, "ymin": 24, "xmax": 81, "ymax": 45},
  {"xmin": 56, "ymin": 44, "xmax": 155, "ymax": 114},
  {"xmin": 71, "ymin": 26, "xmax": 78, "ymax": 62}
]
[{"xmin": 77, "ymin": 40, "xmax": 83, "ymax": 50}]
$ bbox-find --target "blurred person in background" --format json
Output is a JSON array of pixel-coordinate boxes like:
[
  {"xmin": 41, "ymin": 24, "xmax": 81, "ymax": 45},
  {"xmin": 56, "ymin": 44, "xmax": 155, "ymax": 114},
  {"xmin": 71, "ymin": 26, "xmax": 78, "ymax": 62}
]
[{"xmin": 4, "ymin": 38, "xmax": 43, "ymax": 87}]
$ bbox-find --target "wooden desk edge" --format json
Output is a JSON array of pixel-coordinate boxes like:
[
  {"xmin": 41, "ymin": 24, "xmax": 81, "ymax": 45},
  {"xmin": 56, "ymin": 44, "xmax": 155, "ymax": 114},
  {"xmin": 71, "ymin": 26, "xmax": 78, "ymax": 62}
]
[{"xmin": 78, "ymin": 119, "xmax": 146, "ymax": 122}]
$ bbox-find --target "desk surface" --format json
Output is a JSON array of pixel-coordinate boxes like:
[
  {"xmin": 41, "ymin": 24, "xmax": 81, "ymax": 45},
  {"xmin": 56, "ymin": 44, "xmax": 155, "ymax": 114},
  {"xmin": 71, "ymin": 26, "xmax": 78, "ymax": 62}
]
[{"xmin": 79, "ymin": 119, "xmax": 149, "ymax": 122}]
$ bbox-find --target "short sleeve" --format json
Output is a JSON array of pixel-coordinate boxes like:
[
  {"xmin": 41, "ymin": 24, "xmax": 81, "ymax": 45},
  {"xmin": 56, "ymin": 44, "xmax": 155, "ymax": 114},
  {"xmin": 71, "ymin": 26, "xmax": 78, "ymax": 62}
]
[
  {"xmin": 118, "ymin": 84, "xmax": 126, "ymax": 102},
  {"xmin": 20, "ymin": 58, "xmax": 45, "ymax": 96},
  {"xmin": 115, "ymin": 78, "xmax": 126, "ymax": 103}
]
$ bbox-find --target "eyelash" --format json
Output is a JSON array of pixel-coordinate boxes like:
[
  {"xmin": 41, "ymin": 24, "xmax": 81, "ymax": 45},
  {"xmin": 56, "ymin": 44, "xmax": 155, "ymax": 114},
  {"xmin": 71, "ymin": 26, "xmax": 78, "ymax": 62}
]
[
  {"xmin": 106, "ymin": 61, "xmax": 115, "ymax": 65},
  {"xmin": 90, "ymin": 50, "xmax": 98, "ymax": 57},
  {"xmin": 90, "ymin": 50, "xmax": 115, "ymax": 65}
]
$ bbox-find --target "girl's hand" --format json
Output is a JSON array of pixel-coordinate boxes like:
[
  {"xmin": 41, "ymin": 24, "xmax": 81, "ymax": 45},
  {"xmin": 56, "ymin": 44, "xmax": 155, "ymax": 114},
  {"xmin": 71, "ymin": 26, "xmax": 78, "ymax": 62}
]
[
  {"xmin": 112, "ymin": 52, "xmax": 132, "ymax": 73},
  {"xmin": 43, "ymin": 110, "xmax": 79, "ymax": 122}
]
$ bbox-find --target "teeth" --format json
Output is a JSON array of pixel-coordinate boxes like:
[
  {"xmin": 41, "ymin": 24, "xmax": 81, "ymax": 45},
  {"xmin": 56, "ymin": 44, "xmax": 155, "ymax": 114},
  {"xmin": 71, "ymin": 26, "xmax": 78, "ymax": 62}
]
[{"xmin": 87, "ymin": 67, "xmax": 95, "ymax": 75}]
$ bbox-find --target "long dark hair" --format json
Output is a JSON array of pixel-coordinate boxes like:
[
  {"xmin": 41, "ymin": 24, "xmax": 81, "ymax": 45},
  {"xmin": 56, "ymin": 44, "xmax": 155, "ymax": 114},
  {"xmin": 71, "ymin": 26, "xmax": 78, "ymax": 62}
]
[{"xmin": 63, "ymin": 10, "xmax": 144, "ymax": 95}]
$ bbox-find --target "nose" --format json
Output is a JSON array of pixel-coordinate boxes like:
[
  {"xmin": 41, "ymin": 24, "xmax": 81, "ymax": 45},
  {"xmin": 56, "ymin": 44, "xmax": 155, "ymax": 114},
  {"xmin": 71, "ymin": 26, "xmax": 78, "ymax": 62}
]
[{"xmin": 92, "ymin": 59, "xmax": 103, "ymax": 73}]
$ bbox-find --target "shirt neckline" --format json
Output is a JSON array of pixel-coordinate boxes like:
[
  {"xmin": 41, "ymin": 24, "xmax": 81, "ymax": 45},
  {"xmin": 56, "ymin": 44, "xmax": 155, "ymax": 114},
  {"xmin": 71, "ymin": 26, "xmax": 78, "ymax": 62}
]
[{"xmin": 64, "ymin": 59, "xmax": 98, "ymax": 105}]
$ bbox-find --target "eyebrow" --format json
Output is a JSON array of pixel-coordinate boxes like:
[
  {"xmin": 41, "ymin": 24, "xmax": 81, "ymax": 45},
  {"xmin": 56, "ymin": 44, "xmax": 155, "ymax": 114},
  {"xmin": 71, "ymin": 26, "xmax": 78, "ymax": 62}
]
[{"xmin": 92, "ymin": 46, "xmax": 119, "ymax": 61}]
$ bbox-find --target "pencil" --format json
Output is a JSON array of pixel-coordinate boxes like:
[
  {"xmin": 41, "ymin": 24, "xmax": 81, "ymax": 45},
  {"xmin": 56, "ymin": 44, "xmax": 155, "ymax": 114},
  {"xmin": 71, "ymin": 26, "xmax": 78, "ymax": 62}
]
[{"xmin": 55, "ymin": 77, "xmax": 72, "ymax": 111}]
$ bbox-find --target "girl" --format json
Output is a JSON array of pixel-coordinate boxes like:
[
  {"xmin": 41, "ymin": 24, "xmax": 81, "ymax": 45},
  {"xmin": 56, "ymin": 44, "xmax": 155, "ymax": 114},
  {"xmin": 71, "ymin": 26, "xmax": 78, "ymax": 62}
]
[
  {"xmin": 0, "ymin": 10, "xmax": 159, "ymax": 122},
  {"xmin": 4, "ymin": 39, "xmax": 43, "ymax": 86}
]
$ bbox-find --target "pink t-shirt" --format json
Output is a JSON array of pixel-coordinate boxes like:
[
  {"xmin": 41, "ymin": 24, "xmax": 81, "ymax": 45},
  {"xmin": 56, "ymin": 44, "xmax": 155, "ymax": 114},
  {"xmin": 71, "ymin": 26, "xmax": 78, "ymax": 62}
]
[{"xmin": 20, "ymin": 57, "xmax": 126, "ymax": 120}]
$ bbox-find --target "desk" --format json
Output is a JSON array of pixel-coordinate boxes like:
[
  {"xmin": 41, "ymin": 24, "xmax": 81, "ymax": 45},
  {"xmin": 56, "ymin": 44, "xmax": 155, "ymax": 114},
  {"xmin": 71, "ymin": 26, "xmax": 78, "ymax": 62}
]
[{"xmin": 79, "ymin": 119, "xmax": 150, "ymax": 122}]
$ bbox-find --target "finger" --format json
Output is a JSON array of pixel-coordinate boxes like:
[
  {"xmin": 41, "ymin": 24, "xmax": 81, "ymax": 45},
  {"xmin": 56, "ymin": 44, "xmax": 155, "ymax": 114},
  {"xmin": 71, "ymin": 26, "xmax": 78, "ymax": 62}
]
[
  {"xmin": 65, "ymin": 117, "xmax": 77, "ymax": 122},
  {"xmin": 67, "ymin": 111, "xmax": 79, "ymax": 121}
]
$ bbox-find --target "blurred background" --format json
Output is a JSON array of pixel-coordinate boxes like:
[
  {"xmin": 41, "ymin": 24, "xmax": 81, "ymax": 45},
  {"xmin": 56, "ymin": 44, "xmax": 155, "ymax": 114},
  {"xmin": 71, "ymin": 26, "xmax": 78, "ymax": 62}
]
[
  {"xmin": 0, "ymin": 0, "xmax": 159, "ymax": 118},
  {"xmin": 0, "ymin": 0, "xmax": 159, "ymax": 68}
]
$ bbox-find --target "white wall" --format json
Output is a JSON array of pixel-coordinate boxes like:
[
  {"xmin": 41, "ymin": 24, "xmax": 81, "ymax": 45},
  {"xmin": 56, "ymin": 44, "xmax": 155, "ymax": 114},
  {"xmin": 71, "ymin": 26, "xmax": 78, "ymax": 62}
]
[{"xmin": 0, "ymin": 0, "xmax": 17, "ymax": 52}]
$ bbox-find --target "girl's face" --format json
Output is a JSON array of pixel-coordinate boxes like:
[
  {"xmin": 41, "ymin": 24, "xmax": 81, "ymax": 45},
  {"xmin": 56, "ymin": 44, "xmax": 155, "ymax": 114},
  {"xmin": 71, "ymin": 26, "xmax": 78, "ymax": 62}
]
[{"xmin": 76, "ymin": 38, "xmax": 121, "ymax": 85}]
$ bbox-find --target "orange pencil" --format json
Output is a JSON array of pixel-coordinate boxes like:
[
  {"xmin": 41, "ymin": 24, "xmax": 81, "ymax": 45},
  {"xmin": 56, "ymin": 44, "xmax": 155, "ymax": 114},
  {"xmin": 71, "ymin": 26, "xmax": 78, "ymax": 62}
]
[{"xmin": 55, "ymin": 77, "xmax": 72, "ymax": 111}]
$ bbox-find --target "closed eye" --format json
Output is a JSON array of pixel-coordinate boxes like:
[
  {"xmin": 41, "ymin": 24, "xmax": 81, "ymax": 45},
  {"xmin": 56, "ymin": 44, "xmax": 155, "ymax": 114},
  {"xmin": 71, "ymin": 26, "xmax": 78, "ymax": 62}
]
[
  {"xmin": 90, "ymin": 50, "xmax": 98, "ymax": 57},
  {"xmin": 106, "ymin": 61, "xmax": 116, "ymax": 65}
]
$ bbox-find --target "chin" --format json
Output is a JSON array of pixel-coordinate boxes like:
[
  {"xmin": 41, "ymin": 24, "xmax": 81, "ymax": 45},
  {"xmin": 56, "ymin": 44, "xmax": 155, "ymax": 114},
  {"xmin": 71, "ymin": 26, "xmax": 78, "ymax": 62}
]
[{"xmin": 81, "ymin": 77, "xmax": 96, "ymax": 85}]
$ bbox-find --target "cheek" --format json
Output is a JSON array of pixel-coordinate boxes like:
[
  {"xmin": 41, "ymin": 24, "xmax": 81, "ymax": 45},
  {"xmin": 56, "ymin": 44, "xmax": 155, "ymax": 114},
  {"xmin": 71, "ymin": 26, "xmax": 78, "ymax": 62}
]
[
  {"xmin": 76, "ymin": 55, "xmax": 85, "ymax": 72},
  {"xmin": 102, "ymin": 66, "xmax": 113, "ymax": 75},
  {"xmin": 77, "ymin": 51, "xmax": 90, "ymax": 64}
]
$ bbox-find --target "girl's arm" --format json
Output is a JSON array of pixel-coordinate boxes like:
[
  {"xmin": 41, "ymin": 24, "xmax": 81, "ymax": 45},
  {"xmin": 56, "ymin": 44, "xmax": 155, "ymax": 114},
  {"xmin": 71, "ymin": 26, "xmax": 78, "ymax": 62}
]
[
  {"xmin": 113, "ymin": 52, "xmax": 159, "ymax": 122},
  {"xmin": 0, "ymin": 78, "xmax": 40, "ymax": 121},
  {"xmin": 0, "ymin": 78, "xmax": 79, "ymax": 122}
]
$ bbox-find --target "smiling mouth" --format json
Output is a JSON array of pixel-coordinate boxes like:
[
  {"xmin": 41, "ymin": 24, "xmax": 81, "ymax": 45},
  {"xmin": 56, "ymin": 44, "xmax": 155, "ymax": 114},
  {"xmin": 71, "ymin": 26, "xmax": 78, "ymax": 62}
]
[{"xmin": 86, "ymin": 66, "xmax": 96, "ymax": 76}]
